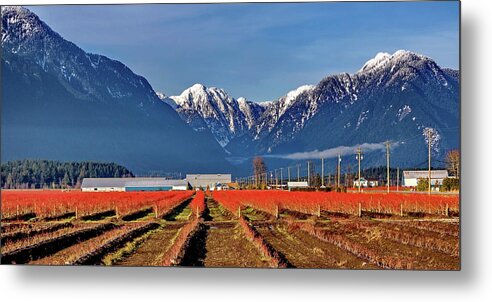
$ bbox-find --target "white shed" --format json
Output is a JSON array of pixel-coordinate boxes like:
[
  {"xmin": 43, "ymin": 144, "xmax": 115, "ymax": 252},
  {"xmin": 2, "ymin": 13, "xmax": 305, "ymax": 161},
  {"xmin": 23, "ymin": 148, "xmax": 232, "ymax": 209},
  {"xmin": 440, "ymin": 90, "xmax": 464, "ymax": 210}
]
[
  {"xmin": 186, "ymin": 174, "xmax": 232, "ymax": 190},
  {"xmin": 402, "ymin": 170, "xmax": 449, "ymax": 187},
  {"xmin": 287, "ymin": 181, "xmax": 309, "ymax": 190}
]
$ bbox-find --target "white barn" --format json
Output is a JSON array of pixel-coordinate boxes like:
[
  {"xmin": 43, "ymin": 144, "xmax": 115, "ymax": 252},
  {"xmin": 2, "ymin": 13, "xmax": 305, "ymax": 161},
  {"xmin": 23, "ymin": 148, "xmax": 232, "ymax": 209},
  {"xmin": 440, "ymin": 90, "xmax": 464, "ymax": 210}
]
[
  {"xmin": 402, "ymin": 170, "xmax": 449, "ymax": 187},
  {"xmin": 81, "ymin": 178, "xmax": 188, "ymax": 192},
  {"xmin": 186, "ymin": 174, "xmax": 231, "ymax": 190},
  {"xmin": 287, "ymin": 181, "xmax": 309, "ymax": 190}
]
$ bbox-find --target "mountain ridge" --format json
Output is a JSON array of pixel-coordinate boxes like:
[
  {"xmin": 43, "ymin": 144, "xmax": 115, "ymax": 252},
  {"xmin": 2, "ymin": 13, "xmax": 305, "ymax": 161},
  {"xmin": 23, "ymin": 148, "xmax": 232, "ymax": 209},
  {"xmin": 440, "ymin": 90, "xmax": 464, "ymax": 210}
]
[
  {"xmin": 157, "ymin": 83, "xmax": 268, "ymax": 147},
  {"xmin": 1, "ymin": 6, "xmax": 234, "ymax": 174},
  {"xmin": 233, "ymin": 49, "xmax": 459, "ymax": 168},
  {"xmin": 160, "ymin": 49, "xmax": 458, "ymax": 168},
  {"xmin": 168, "ymin": 49, "xmax": 459, "ymax": 170}
]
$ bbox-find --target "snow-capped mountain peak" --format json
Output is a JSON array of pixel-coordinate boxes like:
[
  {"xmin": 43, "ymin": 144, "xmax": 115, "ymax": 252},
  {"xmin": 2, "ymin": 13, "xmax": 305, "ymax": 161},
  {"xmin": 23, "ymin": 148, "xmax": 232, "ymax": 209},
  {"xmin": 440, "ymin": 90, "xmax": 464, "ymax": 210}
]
[
  {"xmin": 236, "ymin": 97, "xmax": 247, "ymax": 104},
  {"xmin": 2, "ymin": 6, "xmax": 157, "ymax": 107},
  {"xmin": 286, "ymin": 84, "xmax": 315, "ymax": 98},
  {"xmin": 166, "ymin": 84, "xmax": 267, "ymax": 146},
  {"xmin": 2, "ymin": 6, "xmax": 64, "ymax": 55},
  {"xmin": 359, "ymin": 52, "xmax": 392, "ymax": 73},
  {"xmin": 257, "ymin": 101, "xmax": 273, "ymax": 108},
  {"xmin": 251, "ymin": 84, "xmax": 316, "ymax": 140},
  {"xmin": 2, "ymin": 6, "xmax": 48, "ymax": 42},
  {"xmin": 282, "ymin": 84, "xmax": 315, "ymax": 115},
  {"xmin": 358, "ymin": 50, "xmax": 430, "ymax": 74}
]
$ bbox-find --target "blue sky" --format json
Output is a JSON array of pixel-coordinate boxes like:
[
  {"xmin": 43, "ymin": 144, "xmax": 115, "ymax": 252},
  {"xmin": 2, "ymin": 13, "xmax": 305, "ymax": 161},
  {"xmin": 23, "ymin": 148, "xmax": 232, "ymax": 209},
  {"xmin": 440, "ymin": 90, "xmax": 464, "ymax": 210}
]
[{"xmin": 28, "ymin": 1, "xmax": 459, "ymax": 101}]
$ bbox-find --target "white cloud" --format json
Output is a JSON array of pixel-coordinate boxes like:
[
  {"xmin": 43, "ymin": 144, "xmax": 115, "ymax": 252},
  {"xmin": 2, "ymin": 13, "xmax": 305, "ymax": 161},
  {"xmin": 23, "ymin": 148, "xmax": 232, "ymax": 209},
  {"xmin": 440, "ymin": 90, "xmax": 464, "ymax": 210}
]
[{"xmin": 266, "ymin": 142, "xmax": 398, "ymax": 160}]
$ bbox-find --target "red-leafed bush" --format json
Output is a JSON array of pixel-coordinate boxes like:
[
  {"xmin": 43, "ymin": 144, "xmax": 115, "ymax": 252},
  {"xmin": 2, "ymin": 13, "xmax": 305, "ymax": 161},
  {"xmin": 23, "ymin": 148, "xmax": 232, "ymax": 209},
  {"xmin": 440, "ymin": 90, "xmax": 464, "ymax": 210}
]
[
  {"xmin": 1, "ymin": 190, "xmax": 193, "ymax": 219},
  {"xmin": 212, "ymin": 190, "xmax": 459, "ymax": 217},
  {"xmin": 189, "ymin": 191, "xmax": 206, "ymax": 218}
]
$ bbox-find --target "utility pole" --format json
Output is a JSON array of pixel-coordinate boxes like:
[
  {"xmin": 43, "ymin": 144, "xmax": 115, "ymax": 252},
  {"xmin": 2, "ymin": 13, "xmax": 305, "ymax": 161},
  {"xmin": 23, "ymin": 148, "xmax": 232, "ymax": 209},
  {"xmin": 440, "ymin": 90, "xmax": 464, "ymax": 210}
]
[
  {"xmin": 356, "ymin": 147, "xmax": 363, "ymax": 193},
  {"xmin": 347, "ymin": 164, "xmax": 352, "ymax": 187},
  {"xmin": 280, "ymin": 168, "xmax": 283, "ymax": 190},
  {"xmin": 288, "ymin": 166, "xmax": 291, "ymax": 182},
  {"xmin": 427, "ymin": 128, "xmax": 432, "ymax": 195},
  {"xmin": 307, "ymin": 161, "xmax": 311, "ymax": 186},
  {"xmin": 337, "ymin": 154, "xmax": 341, "ymax": 189},
  {"xmin": 396, "ymin": 167, "xmax": 400, "ymax": 192},
  {"xmin": 297, "ymin": 164, "xmax": 300, "ymax": 182},
  {"xmin": 275, "ymin": 169, "xmax": 278, "ymax": 189},
  {"xmin": 321, "ymin": 158, "xmax": 325, "ymax": 187},
  {"xmin": 386, "ymin": 141, "xmax": 390, "ymax": 193}
]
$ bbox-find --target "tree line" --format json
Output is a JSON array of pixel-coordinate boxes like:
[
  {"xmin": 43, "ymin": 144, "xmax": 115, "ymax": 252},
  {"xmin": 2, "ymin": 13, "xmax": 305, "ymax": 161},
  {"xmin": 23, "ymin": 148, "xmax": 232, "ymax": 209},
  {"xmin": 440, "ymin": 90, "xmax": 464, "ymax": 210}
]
[{"xmin": 1, "ymin": 159, "xmax": 134, "ymax": 189}]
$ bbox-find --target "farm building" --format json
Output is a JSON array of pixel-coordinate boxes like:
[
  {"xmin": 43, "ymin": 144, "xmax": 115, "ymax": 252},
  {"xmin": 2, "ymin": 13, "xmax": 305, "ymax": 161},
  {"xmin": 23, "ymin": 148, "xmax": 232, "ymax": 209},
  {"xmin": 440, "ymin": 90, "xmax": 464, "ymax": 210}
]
[
  {"xmin": 186, "ymin": 174, "xmax": 231, "ymax": 190},
  {"xmin": 353, "ymin": 178, "xmax": 369, "ymax": 188},
  {"xmin": 402, "ymin": 170, "xmax": 449, "ymax": 187},
  {"xmin": 81, "ymin": 178, "xmax": 188, "ymax": 192},
  {"xmin": 287, "ymin": 181, "xmax": 309, "ymax": 190}
]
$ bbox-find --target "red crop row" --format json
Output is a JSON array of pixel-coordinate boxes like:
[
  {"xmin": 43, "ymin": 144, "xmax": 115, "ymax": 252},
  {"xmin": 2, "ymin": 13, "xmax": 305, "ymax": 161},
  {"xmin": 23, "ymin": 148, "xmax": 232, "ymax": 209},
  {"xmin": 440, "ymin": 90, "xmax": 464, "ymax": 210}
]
[
  {"xmin": 190, "ymin": 191, "xmax": 206, "ymax": 219},
  {"xmin": 162, "ymin": 218, "xmax": 201, "ymax": 266},
  {"xmin": 1, "ymin": 190, "xmax": 193, "ymax": 219},
  {"xmin": 238, "ymin": 217, "xmax": 288, "ymax": 268},
  {"xmin": 213, "ymin": 190, "xmax": 459, "ymax": 217}
]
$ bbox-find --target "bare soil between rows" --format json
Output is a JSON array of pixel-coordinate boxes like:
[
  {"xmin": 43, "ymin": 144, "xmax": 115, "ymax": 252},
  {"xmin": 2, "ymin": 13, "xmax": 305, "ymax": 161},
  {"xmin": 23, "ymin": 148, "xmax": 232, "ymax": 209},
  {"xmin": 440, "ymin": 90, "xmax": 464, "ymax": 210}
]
[
  {"xmin": 115, "ymin": 226, "xmax": 182, "ymax": 266},
  {"xmin": 180, "ymin": 222, "xmax": 270, "ymax": 268},
  {"xmin": 254, "ymin": 223, "xmax": 378, "ymax": 269}
]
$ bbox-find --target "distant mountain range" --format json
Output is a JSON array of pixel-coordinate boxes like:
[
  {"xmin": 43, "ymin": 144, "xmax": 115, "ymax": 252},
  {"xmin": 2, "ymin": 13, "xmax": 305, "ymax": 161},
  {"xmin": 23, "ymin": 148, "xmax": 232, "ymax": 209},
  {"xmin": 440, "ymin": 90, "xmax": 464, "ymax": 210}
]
[
  {"xmin": 161, "ymin": 50, "xmax": 459, "ymax": 170},
  {"xmin": 1, "ymin": 6, "xmax": 459, "ymax": 177},
  {"xmin": 1, "ymin": 6, "xmax": 232, "ymax": 174}
]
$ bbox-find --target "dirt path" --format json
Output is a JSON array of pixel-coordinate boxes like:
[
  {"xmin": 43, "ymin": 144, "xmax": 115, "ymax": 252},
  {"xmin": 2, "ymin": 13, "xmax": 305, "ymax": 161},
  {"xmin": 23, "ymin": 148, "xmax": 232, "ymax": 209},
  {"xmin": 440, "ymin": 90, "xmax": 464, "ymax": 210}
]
[
  {"xmin": 255, "ymin": 223, "xmax": 377, "ymax": 269},
  {"xmin": 115, "ymin": 225, "xmax": 182, "ymax": 266},
  {"xmin": 203, "ymin": 198, "xmax": 234, "ymax": 221},
  {"xmin": 181, "ymin": 222, "xmax": 270, "ymax": 268},
  {"xmin": 163, "ymin": 199, "xmax": 192, "ymax": 221},
  {"xmin": 240, "ymin": 207, "xmax": 274, "ymax": 222}
]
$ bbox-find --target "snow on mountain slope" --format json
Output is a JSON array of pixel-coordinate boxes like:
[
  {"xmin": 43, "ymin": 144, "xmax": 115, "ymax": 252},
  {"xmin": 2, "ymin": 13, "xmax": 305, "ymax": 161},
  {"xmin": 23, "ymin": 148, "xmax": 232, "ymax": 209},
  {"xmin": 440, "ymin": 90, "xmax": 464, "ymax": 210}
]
[
  {"xmin": 1, "ymin": 6, "xmax": 159, "ymax": 110},
  {"xmin": 162, "ymin": 49, "xmax": 458, "ymax": 165},
  {"xmin": 252, "ymin": 84, "xmax": 315, "ymax": 140},
  {"xmin": 163, "ymin": 84, "xmax": 266, "ymax": 146},
  {"xmin": 224, "ymin": 49, "xmax": 459, "ymax": 168},
  {"xmin": 162, "ymin": 83, "xmax": 317, "ymax": 146},
  {"xmin": 2, "ymin": 6, "xmax": 232, "ymax": 174}
]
